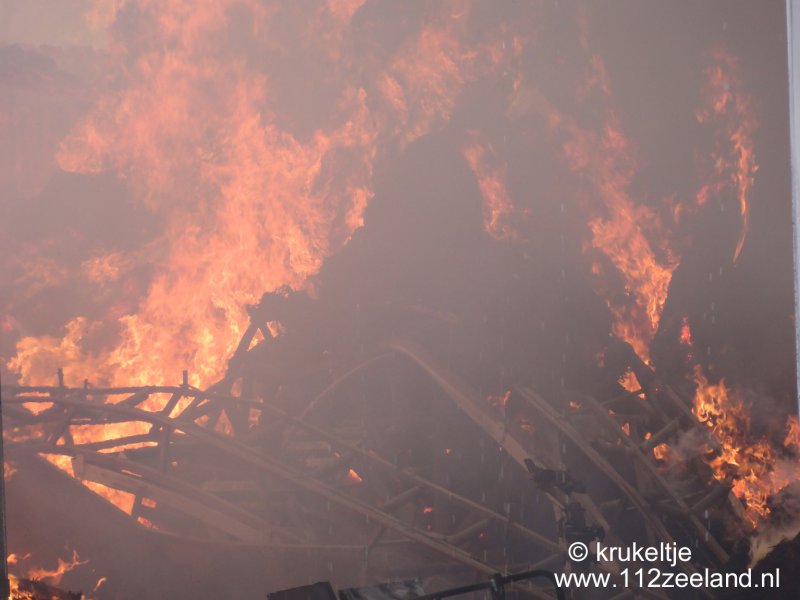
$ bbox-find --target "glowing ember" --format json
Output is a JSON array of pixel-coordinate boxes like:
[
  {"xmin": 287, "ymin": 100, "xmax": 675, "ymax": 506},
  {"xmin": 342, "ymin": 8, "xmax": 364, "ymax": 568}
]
[
  {"xmin": 346, "ymin": 468, "xmax": 363, "ymax": 484},
  {"xmin": 653, "ymin": 443, "xmax": 670, "ymax": 461},
  {"xmin": 214, "ymin": 411, "xmax": 235, "ymax": 436},
  {"xmin": 518, "ymin": 418, "xmax": 535, "ymax": 435},
  {"xmin": 486, "ymin": 391, "xmax": 511, "ymax": 409},
  {"xmin": 618, "ymin": 370, "xmax": 641, "ymax": 394},
  {"xmin": 41, "ymin": 454, "xmax": 74, "ymax": 478},
  {"xmin": 679, "ymin": 317, "xmax": 693, "ymax": 346}
]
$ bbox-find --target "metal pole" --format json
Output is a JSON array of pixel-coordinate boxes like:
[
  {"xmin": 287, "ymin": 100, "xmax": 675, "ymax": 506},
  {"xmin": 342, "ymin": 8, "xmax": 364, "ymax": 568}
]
[{"xmin": 788, "ymin": 0, "xmax": 800, "ymax": 416}]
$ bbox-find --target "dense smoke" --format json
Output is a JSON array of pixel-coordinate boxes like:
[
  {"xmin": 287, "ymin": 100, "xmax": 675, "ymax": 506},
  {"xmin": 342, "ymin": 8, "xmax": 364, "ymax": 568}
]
[{"xmin": 0, "ymin": 0, "xmax": 797, "ymax": 596}]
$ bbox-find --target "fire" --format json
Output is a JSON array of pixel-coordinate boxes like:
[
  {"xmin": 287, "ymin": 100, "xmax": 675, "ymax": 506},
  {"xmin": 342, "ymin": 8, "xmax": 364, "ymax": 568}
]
[
  {"xmin": 784, "ymin": 415, "xmax": 800, "ymax": 450},
  {"xmin": 81, "ymin": 253, "xmax": 129, "ymax": 284},
  {"xmin": 346, "ymin": 468, "xmax": 363, "ymax": 484},
  {"xmin": 695, "ymin": 47, "xmax": 758, "ymax": 262},
  {"xmin": 539, "ymin": 19, "xmax": 679, "ymax": 365},
  {"xmin": 10, "ymin": 1, "xmax": 510, "ymax": 393},
  {"xmin": 5, "ymin": 0, "xmax": 520, "ymax": 511},
  {"xmin": 26, "ymin": 550, "xmax": 86, "ymax": 586},
  {"xmin": 462, "ymin": 131, "xmax": 517, "ymax": 240},
  {"xmin": 589, "ymin": 201, "xmax": 676, "ymax": 365},
  {"xmin": 0, "ymin": 4, "xmax": 765, "ymax": 526},
  {"xmin": 9, "ymin": 549, "xmax": 87, "ymax": 599},
  {"xmin": 679, "ymin": 317, "xmax": 693, "ymax": 346},
  {"xmin": 486, "ymin": 390, "xmax": 511, "ymax": 409},
  {"xmin": 518, "ymin": 417, "xmax": 535, "ymax": 435},
  {"xmin": 653, "ymin": 443, "xmax": 670, "ymax": 461},
  {"xmin": 618, "ymin": 369, "xmax": 641, "ymax": 393},
  {"xmin": 4, "ymin": 461, "xmax": 16, "ymax": 481},
  {"xmin": 214, "ymin": 411, "xmax": 234, "ymax": 436},
  {"xmin": 557, "ymin": 119, "xmax": 670, "ymax": 364},
  {"xmin": 692, "ymin": 366, "xmax": 799, "ymax": 525},
  {"xmin": 41, "ymin": 453, "xmax": 136, "ymax": 515},
  {"xmin": 558, "ymin": 45, "xmax": 756, "ymax": 365}
]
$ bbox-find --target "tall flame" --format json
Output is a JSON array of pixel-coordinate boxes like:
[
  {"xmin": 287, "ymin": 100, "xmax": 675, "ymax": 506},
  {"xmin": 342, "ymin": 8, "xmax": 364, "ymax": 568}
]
[
  {"xmin": 556, "ymin": 49, "xmax": 677, "ymax": 364},
  {"xmin": 561, "ymin": 44, "xmax": 757, "ymax": 364},
  {"xmin": 695, "ymin": 47, "xmax": 758, "ymax": 262},
  {"xmin": 9, "ymin": 0, "xmax": 509, "ymax": 390},
  {"xmin": 3, "ymin": 0, "xmax": 520, "ymax": 512},
  {"xmin": 0, "ymin": 4, "xmax": 769, "ymax": 525}
]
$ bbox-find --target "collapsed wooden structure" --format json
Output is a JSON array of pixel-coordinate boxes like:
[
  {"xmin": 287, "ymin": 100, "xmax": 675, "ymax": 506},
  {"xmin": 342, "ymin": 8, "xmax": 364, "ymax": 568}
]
[{"xmin": 1, "ymin": 293, "xmax": 755, "ymax": 599}]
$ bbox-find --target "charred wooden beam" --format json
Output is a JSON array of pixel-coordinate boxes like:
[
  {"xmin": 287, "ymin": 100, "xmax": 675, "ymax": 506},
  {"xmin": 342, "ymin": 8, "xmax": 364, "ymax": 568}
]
[
  {"xmin": 444, "ymin": 518, "xmax": 491, "ymax": 546},
  {"xmin": 513, "ymin": 386, "xmax": 698, "ymax": 571},
  {"xmin": 3, "ymin": 388, "xmax": 558, "ymax": 593},
  {"xmin": 567, "ymin": 391, "xmax": 730, "ymax": 564}
]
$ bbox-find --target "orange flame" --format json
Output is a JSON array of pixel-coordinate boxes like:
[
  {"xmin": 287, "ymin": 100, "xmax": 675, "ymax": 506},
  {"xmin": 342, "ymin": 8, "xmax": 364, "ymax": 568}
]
[
  {"xmin": 653, "ymin": 443, "xmax": 670, "ymax": 461},
  {"xmin": 679, "ymin": 317, "xmax": 693, "ymax": 346},
  {"xmin": 9, "ymin": 549, "xmax": 89, "ymax": 599},
  {"xmin": 553, "ymin": 40, "xmax": 677, "ymax": 364},
  {"xmin": 26, "ymin": 550, "xmax": 87, "ymax": 586},
  {"xmin": 618, "ymin": 370, "xmax": 641, "ymax": 393},
  {"xmin": 692, "ymin": 366, "xmax": 799, "ymax": 525},
  {"xmin": 486, "ymin": 390, "xmax": 511, "ymax": 409},
  {"xmin": 462, "ymin": 132, "xmax": 517, "ymax": 240},
  {"xmin": 1, "ymin": 5, "xmax": 764, "ymax": 523},
  {"xmin": 93, "ymin": 576, "xmax": 108, "ymax": 593},
  {"xmin": 561, "ymin": 46, "xmax": 757, "ymax": 364},
  {"xmin": 784, "ymin": 415, "xmax": 800, "ymax": 451},
  {"xmin": 695, "ymin": 47, "xmax": 758, "ymax": 261},
  {"xmin": 5, "ymin": 0, "xmax": 518, "ymax": 512},
  {"xmin": 10, "ymin": 1, "xmax": 503, "ymax": 392}
]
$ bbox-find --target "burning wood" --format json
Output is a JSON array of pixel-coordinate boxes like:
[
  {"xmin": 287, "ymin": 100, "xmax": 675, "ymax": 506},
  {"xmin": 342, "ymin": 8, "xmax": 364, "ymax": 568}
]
[
  {"xmin": 0, "ymin": 2, "xmax": 797, "ymax": 598},
  {"xmin": 692, "ymin": 366, "xmax": 800, "ymax": 527},
  {"xmin": 8, "ymin": 551, "xmax": 86, "ymax": 600}
]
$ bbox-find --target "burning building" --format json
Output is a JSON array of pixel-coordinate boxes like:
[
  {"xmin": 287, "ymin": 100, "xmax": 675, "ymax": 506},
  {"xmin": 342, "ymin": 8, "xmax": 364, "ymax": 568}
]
[{"xmin": 0, "ymin": 1, "xmax": 799, "ymax": 598}]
